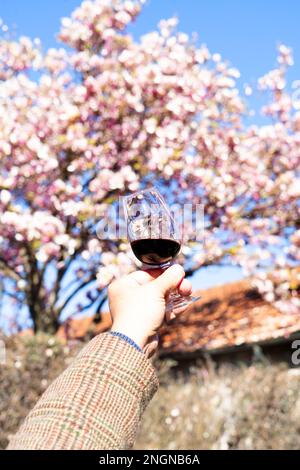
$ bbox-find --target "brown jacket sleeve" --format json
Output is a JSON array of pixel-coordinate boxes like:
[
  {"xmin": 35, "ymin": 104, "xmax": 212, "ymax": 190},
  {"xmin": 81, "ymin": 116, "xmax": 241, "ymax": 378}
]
[{"xmin": 7, "ymin": 333, "xmax": 158, "ymax": 450}]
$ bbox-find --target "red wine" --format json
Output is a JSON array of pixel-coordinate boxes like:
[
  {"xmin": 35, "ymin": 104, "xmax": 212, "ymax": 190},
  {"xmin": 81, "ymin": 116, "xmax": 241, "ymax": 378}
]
[{"xmin": 131, "ymin": 238, "xmax": 181, "ymax": 265}]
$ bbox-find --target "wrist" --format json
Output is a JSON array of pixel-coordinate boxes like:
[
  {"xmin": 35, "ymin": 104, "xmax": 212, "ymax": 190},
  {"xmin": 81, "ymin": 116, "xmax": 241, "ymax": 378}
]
[
  {"xmin": 109, "ymin": 331, "xmax": 143, "ymax": 353},
  {"xmin": 111, "ymin": 322, "xmax": 148, "ymax": 349}
]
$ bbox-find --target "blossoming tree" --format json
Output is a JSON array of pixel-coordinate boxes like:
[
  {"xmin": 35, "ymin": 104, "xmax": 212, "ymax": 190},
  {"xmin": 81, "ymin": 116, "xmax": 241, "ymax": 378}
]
[{"xmin": 0, "ymin": 0, "xmax": 299, "ymax": 333}]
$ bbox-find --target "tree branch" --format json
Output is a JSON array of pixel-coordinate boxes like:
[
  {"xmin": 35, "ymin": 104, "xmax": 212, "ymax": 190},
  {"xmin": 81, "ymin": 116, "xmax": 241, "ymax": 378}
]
[
  {"xmin": 56, "ymin": 274, "xmax": 97, "ymax": 316},
  {"xmin": 0, "ymin": 257, "xmax": 22, "ymax": 282}
]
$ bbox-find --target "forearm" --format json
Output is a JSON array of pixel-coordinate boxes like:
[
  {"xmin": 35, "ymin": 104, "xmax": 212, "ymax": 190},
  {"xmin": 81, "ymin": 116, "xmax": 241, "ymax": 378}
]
[{"xmin": 7, "ymin": 333, "xmax": 158, "ymax": 450}]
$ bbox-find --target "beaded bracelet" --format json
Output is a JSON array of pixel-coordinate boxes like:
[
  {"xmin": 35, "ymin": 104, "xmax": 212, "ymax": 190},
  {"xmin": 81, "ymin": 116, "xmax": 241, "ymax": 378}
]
[{"xmin": 109, "ymin": 331, "xmax": 143, "ymax": 353}]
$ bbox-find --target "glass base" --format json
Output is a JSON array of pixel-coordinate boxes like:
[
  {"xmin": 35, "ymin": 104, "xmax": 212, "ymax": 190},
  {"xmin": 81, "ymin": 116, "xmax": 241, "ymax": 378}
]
[
  {"xmin": 165, "ymin": 292, "xmax": 201, "ymax": 314},
  {"xmin": 141, "ymin": 262, "xmax": 200, "ymax": 314}
]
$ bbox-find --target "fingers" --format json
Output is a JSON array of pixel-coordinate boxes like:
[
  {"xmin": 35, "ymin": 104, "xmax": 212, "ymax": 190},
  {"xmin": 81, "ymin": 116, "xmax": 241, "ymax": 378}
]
[
  {"xmin": 142, "ymin": 334, "xmax": 159, "ymax": 358},
  {"xmin": 165, "ymin": 279, "xmax": 191, "ymax": 323},
  {"xmin": 165, "ymin": 310, "xmax": 176, "ymax": 323},
  {"xmin": 152, "ymin": 264, "xmax": 185, "ymax": 295},
  {"xmin": 177, "ymin": 278, "xmax": 192, "ymax": 296},
  {"xmin": 126, "ymin": 267, "xmax": 165, "ymax": 285},
  {"xmin": 126, "ymin": 270, "xmax": 154, "ymax": 285},
  {"xmin": 165, "ymin": 303, "xmax": 188, "ymax": 323},
  {"xmin": 128, "ymin": 265, "xmax": 189, "ymax": 292},
  {"xmin": 141, "ymin": 266, "xmax": 164, "ymax": 279}
]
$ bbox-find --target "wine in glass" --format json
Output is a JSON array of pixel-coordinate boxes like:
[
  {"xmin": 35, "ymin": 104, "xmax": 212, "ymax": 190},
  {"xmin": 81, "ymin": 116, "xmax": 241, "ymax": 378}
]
[{"xmin": 123, "ymin": 187, "xmax": 200, "ymax": 313}]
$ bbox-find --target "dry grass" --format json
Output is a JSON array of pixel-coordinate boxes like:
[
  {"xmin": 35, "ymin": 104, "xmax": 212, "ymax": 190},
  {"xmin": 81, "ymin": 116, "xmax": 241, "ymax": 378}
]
[
  {"xmin": 0, "ymin": 333, "xmax": 81, "ymax": 449},
  {"xmin": 1, "ymin": 334, "xmax": 300, "ymax": 450},
  {"xmin": 136, "ymin": 359, "xmax": 300, "ymax": 449}
]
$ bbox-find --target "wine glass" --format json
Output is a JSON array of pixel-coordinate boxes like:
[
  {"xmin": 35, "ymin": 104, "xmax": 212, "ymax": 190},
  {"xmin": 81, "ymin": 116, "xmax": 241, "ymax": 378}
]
[{"xmin": 122, "ymin": 187, "xmax": 200, "ymax": 313}]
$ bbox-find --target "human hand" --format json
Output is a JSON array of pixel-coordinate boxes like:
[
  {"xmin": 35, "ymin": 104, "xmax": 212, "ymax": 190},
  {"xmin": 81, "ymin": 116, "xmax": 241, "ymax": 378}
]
[{"xmin": 108, "ymin": 264, "xmax": 192, "ymax": 354}]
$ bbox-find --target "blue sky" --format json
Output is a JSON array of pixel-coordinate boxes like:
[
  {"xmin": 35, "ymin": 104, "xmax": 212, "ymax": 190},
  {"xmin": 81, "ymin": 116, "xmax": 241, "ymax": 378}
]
[
  {"xmin": 0, "ymin": 0, "xmax": 299, "ymax": 309},
  {"xmin": 1, "ymin": 0, "xmax": 299, "ymax": 122},
  {"xmin": 1, "ymin": 0, "xmax": 299, "ymax": 83}
]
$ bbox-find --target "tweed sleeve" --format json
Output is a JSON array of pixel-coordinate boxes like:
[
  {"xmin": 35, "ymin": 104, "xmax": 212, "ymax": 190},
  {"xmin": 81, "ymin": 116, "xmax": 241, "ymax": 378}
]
[{"xmin": 7, "ymin": 332, "xmax": 159, "ymax": 450}]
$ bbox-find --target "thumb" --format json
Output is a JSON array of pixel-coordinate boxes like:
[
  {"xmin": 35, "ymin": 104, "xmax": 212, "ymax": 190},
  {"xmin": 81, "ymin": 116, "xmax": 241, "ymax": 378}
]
[{"xmin": 153, "ymin": 264, "xmax": 185, "ymax": 296}]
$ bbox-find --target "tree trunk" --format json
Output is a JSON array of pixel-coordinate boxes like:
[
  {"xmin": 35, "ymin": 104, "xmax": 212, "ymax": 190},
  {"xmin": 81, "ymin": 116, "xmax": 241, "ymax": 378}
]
[{"xmin": 27, "ymin": 285, "xmax": 59, "ymax": 334}]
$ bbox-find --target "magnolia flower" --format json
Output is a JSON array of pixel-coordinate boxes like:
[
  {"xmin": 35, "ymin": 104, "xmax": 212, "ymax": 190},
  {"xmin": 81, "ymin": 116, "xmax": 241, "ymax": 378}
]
[
  {"xmin": 0, "ymin": 190, "xmax": 11, "ymax": 205},
  {"xmin": 0, "ymin": 3, "xmax": 299, "ymax": 332}
]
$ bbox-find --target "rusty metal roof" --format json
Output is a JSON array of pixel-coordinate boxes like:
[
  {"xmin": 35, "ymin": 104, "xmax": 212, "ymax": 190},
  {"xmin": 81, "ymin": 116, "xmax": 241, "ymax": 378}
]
[
  {"xmin": 54, "ymin": 277, "xmax": 300, "ymax": 355},
  {"xmin": 159, "ymin": 279, "xmax": 300, "ymax": 356}
]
